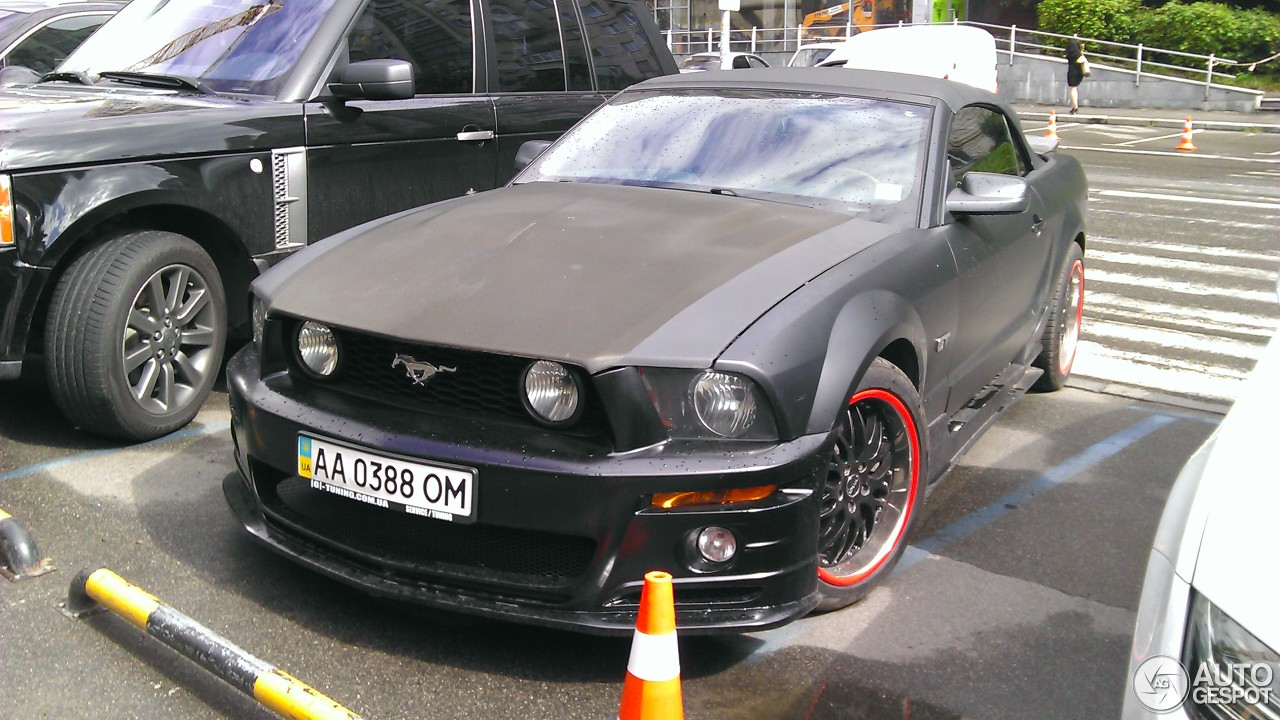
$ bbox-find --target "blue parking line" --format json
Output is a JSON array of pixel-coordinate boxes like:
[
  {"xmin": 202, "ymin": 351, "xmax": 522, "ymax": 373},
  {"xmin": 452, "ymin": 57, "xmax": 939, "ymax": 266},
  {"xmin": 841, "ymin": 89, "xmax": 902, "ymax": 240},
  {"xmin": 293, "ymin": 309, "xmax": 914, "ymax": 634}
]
[
  {"xmin": 904, "ymin": 412, "xmax": 1178, "ymax": 566},
  {"xmin": 0, "ymin": 421, "xmax": 230, "ymax": 484},
  {"xmin": 745, "ymin": 412, "xmax": 1181, "ymax": 659}
]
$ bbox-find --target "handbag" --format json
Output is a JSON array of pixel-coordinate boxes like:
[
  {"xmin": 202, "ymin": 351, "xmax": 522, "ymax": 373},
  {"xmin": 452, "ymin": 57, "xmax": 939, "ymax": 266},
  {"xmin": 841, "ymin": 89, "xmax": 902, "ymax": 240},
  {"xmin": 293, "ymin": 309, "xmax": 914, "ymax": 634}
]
[{"xmin": 1079, "ymin": 55, "xmax": 1092, "ymax": 77}]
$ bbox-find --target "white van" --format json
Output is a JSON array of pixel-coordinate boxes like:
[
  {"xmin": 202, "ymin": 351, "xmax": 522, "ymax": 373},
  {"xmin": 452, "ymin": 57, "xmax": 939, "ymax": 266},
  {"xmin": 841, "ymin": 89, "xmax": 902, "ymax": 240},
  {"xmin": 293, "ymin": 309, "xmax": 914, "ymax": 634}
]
[{"xmin": 816, "ymin": 24, "xmax": 998, "ymax": 93}]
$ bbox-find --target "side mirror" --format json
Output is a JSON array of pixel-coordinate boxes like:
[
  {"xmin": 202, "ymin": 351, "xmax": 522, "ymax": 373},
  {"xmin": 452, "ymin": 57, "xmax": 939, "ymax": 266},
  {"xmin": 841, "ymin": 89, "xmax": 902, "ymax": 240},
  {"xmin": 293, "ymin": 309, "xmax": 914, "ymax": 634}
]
[
  {"xmin": 328, "ymin": 59, "xmax": 414, "ymax": 101},
  {"xmin": 514, "ymin": 140, "xmax": 553, "ymax": 172},
  {"xmin": 946, "ymin": 172, "xmax": 1029, "ymax": 215}
]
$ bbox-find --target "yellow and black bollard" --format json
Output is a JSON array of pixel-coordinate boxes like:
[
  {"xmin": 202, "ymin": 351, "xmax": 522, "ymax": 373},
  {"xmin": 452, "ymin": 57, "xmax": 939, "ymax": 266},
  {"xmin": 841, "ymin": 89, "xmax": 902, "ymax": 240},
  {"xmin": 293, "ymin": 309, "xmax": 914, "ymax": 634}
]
[
  {"xmin": 65, "ymin": 567, "xmax": 363, "ymax": 720},
  {"xmin": 0, "ymin": 509, "xmax": 54, "ymax": 580}
]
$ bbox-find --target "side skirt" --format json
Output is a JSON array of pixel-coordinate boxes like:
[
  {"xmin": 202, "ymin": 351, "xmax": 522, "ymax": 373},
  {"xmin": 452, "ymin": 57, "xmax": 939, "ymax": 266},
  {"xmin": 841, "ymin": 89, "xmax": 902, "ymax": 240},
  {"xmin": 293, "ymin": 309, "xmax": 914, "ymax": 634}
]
[{"xmin": 925, "ymin": 363, "xmax": 1043, "ymax": 488}]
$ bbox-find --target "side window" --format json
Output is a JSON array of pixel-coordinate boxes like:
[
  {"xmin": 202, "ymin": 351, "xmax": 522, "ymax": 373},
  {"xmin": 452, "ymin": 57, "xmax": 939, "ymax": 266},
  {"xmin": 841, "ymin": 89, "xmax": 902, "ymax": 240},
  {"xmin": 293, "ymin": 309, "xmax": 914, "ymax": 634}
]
[
  {"xmin": 731, "ymin": 55, "xmax": 750, "ymax": 69},
  {"xmin": 747, "ymin": 56, "xmax": 767, "ymax": 68},
  {"xmin": 948, "ymin": 105, "xmax": 1025, "ymax": 186},
  {"xmin": 577, "ymin": 0, "xmax": 660, "ymax": 91},
  {"xmin": 490, "ymin": 0, "xmax": 564, "ymax": 91},
  {"xmin": 348, "ymin": 0, "xmax": 474, "ymax": 95},
  {"xmin": 4, "ymin": 14, "xmax": 111, "ymax": 76}
]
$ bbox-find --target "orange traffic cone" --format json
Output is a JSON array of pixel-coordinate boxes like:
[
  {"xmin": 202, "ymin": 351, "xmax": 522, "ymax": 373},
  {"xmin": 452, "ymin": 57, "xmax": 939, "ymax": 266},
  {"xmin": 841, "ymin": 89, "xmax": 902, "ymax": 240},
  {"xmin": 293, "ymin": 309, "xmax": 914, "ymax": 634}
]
[
  {"xmin": 1176, "ymin": 116, "xmax": 1197, "ymax": 152},
  {"xmin": 618, "ymin": 571, "xmax": 683, "ymax": 720},
  {"xmin": 1044, "ymin": 110, "xmax": 1058, "ymax": 140}
]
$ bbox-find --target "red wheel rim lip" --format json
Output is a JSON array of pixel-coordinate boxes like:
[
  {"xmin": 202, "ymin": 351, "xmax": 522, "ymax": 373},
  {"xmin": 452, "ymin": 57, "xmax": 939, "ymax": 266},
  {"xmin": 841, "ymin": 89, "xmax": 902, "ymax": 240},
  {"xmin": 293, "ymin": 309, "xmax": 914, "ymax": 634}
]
[
  {"xmin": 1059, "ymin": 260, "xmax": 1085, "ymax": 377},
  {"xmin": 817, "ymin": 387, "xmax": 920, "ymax": 587}
]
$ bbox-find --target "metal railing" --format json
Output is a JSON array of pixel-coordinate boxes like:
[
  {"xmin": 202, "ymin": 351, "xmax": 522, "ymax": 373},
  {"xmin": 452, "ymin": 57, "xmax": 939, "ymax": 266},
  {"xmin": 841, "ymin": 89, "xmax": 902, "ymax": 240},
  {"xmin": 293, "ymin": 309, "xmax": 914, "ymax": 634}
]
[{"xmin": 665, "ymin": 19, "xmax": 1240, "ymax": 95}]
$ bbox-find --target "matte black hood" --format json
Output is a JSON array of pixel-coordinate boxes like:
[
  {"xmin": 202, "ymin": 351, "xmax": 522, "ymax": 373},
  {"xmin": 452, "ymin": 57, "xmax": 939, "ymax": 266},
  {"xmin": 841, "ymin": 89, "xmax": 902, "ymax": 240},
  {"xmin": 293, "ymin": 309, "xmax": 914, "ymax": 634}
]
[
  {"xmin": 258, "ymin": 182, "xmax": 895, "ymax": 373},
  {"xmin": 0, "ymin": 84, "xmax": 300, "ymax": 170}
]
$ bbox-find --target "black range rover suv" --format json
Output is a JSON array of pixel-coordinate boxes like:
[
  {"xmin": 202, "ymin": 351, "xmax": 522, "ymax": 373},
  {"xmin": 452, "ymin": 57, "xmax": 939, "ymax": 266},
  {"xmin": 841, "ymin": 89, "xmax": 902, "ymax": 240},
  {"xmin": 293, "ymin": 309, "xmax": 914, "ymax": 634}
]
[{"xmin": 0, "ymin": 0, "xmax": 677, "ymax": 440}]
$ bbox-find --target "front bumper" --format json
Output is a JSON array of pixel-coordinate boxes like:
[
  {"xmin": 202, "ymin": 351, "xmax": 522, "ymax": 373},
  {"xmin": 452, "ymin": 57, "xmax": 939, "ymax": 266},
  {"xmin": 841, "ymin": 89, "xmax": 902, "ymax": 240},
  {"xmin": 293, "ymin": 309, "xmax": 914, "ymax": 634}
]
[{"xmin": 225, "ymin": 347, "xmax": 828, "ymax": 635}]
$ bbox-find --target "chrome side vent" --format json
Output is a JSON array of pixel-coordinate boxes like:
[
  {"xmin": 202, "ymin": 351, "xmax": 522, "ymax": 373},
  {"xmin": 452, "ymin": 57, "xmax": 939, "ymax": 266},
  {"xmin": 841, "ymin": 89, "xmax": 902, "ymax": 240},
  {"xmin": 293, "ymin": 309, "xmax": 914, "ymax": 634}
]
[{"xmin": 271, "ymin": 147, "xmax": 308, "ymax": 249}]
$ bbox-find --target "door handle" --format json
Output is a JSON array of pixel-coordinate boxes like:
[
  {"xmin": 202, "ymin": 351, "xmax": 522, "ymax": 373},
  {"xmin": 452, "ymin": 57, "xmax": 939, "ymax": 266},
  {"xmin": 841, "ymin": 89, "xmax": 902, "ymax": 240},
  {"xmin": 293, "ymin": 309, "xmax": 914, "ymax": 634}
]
[{"xmin": 457, "ymin": 129, "xmax": 495, "ymax": 142}]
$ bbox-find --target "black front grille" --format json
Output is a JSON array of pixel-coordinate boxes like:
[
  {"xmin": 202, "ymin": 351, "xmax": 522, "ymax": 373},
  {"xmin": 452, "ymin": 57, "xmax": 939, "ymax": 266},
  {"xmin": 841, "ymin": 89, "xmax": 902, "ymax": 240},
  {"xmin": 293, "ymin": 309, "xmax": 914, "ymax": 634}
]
[
  {"xmin": 287, "ymin": 326, "xmax": 607, "ymax": 437},
  {"xmin": 257, "ymin": 471, "xmax": 597, "ymax": 602}
]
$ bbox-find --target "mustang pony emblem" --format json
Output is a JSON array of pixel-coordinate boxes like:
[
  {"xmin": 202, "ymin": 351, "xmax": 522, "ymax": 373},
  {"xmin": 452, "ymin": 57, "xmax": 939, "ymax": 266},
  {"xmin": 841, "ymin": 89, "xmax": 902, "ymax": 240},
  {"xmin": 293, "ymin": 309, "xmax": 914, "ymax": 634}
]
[{"xmin": 391, "ymin": 354, "xmax": 457, "ymax": 386}]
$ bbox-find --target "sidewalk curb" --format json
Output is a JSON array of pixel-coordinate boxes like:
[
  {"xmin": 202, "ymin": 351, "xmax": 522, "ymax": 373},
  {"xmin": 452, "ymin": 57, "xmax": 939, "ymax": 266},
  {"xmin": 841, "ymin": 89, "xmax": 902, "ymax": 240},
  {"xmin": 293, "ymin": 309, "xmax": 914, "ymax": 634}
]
[
  {"xmin": 1017, "ymin": 110, "xmax": 1280, "ymax": 134},
  {"xmin": 1068, "ymin": 375, "xmax": 1230, "ymax": 417}
]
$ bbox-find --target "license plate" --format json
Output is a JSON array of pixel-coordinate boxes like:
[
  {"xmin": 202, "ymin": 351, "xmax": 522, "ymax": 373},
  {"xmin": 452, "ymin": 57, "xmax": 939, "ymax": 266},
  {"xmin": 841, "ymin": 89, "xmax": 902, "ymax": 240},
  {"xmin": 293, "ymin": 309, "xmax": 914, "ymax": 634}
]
[{"xmin": 297, "ymin": 435, "xmax": 476, "ymax": 523}]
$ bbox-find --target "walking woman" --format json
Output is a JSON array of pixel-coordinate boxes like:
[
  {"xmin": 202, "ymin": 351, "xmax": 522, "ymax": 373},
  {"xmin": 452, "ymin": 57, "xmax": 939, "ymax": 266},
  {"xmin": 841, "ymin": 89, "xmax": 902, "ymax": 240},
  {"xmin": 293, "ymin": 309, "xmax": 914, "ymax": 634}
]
[{"xmin": 1065, "ymin": 38, "xmax": 1085, "ymax": 114}]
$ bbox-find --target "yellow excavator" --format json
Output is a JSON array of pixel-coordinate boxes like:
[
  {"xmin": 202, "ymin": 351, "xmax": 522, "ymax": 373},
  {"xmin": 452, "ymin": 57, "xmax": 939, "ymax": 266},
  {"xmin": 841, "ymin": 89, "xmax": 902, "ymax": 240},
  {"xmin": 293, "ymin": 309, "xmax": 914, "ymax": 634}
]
[{"xmin": 800, "ymin": 0, "xmax": 912, "ymax": 39}]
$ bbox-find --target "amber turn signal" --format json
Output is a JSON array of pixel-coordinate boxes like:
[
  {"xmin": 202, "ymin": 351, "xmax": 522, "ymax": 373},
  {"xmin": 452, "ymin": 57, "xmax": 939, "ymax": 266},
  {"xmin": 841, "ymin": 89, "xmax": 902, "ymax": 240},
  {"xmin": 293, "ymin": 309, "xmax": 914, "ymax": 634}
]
[
  {"xmin": 0, "ymin": 175, "xmax": 14, "ymax": 246},
  {"xmin": 651, "ymin": 485, "xmax": 777, "ymax": 509}
]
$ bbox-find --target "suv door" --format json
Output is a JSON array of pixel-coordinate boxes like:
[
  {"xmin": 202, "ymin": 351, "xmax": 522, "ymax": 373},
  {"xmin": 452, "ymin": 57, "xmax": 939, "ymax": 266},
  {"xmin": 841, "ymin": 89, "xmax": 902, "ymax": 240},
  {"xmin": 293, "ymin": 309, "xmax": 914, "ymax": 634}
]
[
  {"xmin": 489, "ymin": 0, "xmax": 670, "ymax": 175},
  {"xmin": 944, "ymin": 103, "xmax": 1052, "ymax": 410},
  {"xmin": 304, "ymin": 0, "xmax": 497, "ymax": 243}
]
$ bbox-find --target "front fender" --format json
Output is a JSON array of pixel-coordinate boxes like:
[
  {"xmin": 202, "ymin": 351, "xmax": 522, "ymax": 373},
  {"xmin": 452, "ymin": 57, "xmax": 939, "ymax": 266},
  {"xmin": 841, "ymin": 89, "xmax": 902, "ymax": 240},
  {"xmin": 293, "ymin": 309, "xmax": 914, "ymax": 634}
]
[
  {"xmin": 14, "ymin": 154, "xmax": 274, "ymax": 268},
  {"xmin": 716, "ymin": 228, "xmax": 957, "ymax": 440}
]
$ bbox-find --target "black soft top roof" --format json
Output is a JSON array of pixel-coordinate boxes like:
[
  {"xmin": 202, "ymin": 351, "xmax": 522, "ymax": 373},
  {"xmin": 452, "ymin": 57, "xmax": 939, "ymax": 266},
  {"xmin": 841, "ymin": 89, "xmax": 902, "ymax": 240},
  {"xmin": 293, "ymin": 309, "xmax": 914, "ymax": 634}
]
[{"xmin": 633, "ymin": 67, "xmax": 1007, "ymax": 115}]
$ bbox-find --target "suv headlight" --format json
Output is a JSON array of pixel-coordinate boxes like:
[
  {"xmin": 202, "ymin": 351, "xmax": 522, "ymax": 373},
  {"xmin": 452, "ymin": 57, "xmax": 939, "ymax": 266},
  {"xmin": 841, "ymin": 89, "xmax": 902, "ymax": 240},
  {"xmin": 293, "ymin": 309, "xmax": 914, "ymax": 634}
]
[
  {"xmin": 251, "ymin": 296, "xmax": 266, "ymax": 354},
  {"xmin": 1183, "ymin": 591, "xmax": 1280, "ymax": 720},
  {"xmin": 0, "ymin": 174, "xmax": 14, "ymax": 247},
  {"xmin": 639, "ymin": 368, "xmax": 777, "ymax": 441}
]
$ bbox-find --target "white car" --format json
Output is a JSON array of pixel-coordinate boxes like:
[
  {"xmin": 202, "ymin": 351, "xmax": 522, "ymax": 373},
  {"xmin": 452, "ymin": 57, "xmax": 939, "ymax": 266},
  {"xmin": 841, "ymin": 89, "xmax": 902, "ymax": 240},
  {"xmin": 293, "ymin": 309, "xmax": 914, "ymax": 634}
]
[
  {"xmin": 787, "ymin": 41, "xmax": 845, "ymax": 67},
  {"xmin": 1122, "ymin": 277, "xmax": 1280, "ymax": 719},
  {"xmin": 817, "ymin": 24, "xmax": 998, "ymax": 93},
  {"xmin": 678, "ymin": 51, "xmax": 770, "ymax": 72}
]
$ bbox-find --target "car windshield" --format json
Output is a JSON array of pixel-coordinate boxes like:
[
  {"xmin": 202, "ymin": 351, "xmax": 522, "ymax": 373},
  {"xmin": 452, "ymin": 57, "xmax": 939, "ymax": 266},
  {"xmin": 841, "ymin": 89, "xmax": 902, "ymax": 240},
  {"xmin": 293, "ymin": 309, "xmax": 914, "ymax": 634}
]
[
  {"xmin": 678, "ymin": 55, "xmax": 719, "ymax": 71},
  {"xmin": 520, "ymin": 89, "xmax": 932, "ymax": 225},
  {"xmin": 55, "ymin": 0, "xmax": 337, "ymax": 96}
]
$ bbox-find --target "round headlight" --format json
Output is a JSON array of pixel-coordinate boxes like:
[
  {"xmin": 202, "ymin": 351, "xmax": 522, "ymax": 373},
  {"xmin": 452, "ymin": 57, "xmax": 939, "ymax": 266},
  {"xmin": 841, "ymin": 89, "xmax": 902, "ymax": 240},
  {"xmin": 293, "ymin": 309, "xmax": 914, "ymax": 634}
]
[
  {"xmin": 523, "ymin": 360, "xmax": 580, "ymax": 424},
  {"xmin": 691, "ymin": 371, "xmax": 759, "ymax": 438},
  {"xmin": 296, "ymin": 321, "xmax": 339, "ymax": 377}
]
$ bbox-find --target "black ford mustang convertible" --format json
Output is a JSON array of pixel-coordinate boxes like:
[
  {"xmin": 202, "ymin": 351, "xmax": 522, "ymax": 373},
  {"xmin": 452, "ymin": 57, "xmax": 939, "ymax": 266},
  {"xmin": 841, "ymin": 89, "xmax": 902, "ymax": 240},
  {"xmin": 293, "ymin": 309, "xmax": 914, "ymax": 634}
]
[{"xmin": 224, "ymin": 69, "xmax": 1087, "ymax": 635}]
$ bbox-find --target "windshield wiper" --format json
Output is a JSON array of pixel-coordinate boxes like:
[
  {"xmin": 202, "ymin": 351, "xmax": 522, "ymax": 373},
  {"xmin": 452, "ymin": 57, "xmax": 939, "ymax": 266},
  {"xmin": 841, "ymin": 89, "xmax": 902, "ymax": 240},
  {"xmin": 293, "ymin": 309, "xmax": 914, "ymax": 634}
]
[
  {"xmin": 38, "ymin": 70, "xmax": 94, "ymax": 85},
  {"xmin": 98, "ymin": 71, "xmax": 215, "ymax": 95}
]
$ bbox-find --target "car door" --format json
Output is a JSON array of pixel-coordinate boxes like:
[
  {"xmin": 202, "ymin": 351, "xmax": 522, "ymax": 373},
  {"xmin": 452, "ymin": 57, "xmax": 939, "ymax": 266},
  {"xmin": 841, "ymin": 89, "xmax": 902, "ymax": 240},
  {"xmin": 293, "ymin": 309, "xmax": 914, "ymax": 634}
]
[
  {"xmin": 944, "ymin": 103, "xmax": 1052, "ymax": 411},
  {"xmin": 304, "ymin": 0, "xmax": 498, "ymax": 243}
]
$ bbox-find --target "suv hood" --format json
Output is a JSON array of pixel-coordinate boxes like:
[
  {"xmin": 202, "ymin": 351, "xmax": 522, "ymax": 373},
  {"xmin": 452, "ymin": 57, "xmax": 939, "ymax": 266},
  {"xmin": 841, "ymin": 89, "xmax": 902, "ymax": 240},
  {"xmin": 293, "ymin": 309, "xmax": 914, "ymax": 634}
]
[
  {"xmin": 0, "ymin": 83, "xmax": 298, "ymax": 169},
  {"xmin": 258, "ymin": 182, "xmax": 894, "ymax": 373}
]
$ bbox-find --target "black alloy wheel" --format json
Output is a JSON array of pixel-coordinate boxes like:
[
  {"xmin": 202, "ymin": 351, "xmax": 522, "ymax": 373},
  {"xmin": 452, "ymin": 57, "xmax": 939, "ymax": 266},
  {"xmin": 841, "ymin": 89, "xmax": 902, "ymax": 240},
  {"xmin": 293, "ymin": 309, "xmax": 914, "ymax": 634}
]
[
  {"xmin": 815, "ymin": 358, "xmax": 922, "ymax": 611},
  {"xmin": 1033, "ymin": 242, "xmax": 1085, "ymax": 392}
]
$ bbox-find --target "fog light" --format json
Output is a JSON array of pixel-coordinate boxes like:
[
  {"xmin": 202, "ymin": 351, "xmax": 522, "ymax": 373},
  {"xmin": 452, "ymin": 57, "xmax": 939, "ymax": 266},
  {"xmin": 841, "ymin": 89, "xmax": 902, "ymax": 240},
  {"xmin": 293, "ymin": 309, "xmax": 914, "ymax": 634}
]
[
  {"xmin": 696, "ymin": 526, "xmax": 737, "ymax": 564},
  {"xmin": 523, "ymin": 360, "xmax": 581, "ymax": 424},
  {"xmin": 297, "ymin": 321, "xmax": 339, "ymax": 376}
]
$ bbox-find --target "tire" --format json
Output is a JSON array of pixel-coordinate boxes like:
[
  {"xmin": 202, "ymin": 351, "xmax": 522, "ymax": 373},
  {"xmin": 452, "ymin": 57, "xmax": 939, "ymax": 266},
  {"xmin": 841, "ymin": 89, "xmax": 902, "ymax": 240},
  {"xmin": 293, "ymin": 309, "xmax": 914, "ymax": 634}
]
[
  {"xmin": 1032, "ymin": 243, "xmax": 1084, "ymax": 393},
  {"xmin": 815, "ymin": 358, "xmax": 924, "ymax": 612},
  {"xmin": 45, "ymin": 231, "xmax": 226, "ymax": 441}
]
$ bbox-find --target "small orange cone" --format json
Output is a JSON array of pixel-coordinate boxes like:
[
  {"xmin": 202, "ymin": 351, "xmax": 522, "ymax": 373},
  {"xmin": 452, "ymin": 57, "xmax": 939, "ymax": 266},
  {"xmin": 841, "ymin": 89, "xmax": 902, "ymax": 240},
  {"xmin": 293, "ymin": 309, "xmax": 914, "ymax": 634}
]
[
  {"xmin": 1044, "ymin": 110, "xmax": 1058, "ymax": 140},
  {"xmin": 1176, "ymin": 116, "xmax": 1197, "ymax": 152},
  {"xmin": 618, "ymin": 571, "xmax": 683, "ymax": 720}
]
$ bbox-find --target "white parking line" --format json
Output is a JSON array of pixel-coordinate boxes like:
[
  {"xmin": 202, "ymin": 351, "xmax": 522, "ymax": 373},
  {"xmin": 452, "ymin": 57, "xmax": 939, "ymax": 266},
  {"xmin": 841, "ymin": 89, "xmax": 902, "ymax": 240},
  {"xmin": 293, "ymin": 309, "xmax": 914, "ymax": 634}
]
[
  {"xmin": 1112, "ymin": 130, "xmax": 1196, "ymax": 147},
  {"xmin": 1061, "ymin": 145, "xmax": 1280, "ymax": 164},
  {"xmin": 1095, "ymin": 189, "xmax": 1280, "ymax": 210}
]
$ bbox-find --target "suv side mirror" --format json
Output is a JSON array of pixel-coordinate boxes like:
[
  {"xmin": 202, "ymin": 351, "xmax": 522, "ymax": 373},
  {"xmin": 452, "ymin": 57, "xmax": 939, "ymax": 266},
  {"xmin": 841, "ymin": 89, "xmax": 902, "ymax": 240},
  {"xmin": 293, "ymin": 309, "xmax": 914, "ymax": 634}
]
[
  {"xmin": 328, "ymin": 59, "xmax": 414, "ymax": 101},
  {"xmin": 515, "ymin": 140, "xmax": 553, "ymax": 172},
  {"xmin": 946, "ymin": 172, "xmax": 1029, "ymax": 215}
]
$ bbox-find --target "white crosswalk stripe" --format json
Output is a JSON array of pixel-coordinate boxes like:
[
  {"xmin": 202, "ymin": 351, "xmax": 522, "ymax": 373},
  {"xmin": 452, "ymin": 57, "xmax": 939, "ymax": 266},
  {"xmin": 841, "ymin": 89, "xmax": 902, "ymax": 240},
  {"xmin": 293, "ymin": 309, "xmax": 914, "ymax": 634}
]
[{"xmin": 1074, "ymin": 188, "xmax": 1280, "ymax": 404}]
